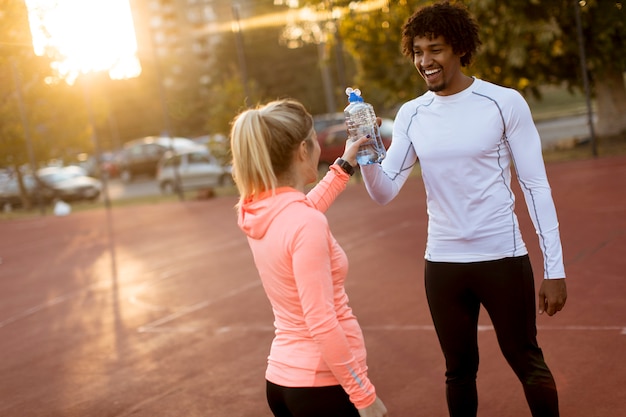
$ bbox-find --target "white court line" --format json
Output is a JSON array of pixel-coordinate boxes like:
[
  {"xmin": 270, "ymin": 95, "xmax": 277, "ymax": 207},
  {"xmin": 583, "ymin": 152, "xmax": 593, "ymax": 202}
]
[
  {"xmin": 0, "ymin": 281, "xmax": 109, "ymax": 329},
  {"xmin": 138, "ymin": 325, "xmax": 276, "ymax": 334},
  {"xmin": 126, "ymin": 270, "xmax": 186, "ymax": 312},
  {"xmin": 137, "ymin": 280, "xmax": 261, "ymax": 333},
  {"xmin": 342, "ymin": 221, "xmax": 414, "ymax": 251},
  {"xmin": 136, "ymin": 322, "xmax": 626, "ymax": 335},
  {"xmin": 0, "ymin": 267, "xmax": 190, "ymax": 329},
  {"xmin": 362, "ymin": 324, "xmax": 626, "ymax": 334},
  {"xmin": 7, "ymin": 243, "xmax": 249, "ymax": 322},
  {"xmin": 127, "ymin": 239, "xmax": 251, "ymax": 312},
  {"xmin": 127, "ymin": 294, "xmax": 169, "ymax": 312},
  {"xmin": 0, "ymin": 269, "xmax": 181, "ymax": 329},
  {"xmin": 0, "ymin": 293, "xmax": 75, "ymax": 329}
]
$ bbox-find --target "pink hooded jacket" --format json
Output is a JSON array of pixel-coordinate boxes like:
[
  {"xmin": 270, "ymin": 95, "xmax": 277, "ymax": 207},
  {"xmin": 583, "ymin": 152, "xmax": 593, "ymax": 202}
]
[{"xmin": 237, "ymin": 165, "xmax": 376, "ymax": 409}]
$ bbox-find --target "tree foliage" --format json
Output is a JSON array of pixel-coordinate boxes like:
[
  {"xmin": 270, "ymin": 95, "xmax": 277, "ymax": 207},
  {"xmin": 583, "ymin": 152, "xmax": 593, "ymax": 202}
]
[
  {"xmin": 470, "ymin": 0, "xmax": 625, "ymax": 135},
  {"xmin": 0, "ymin": 0, "xmax": 93, "ymax": 171},
  {"xmin": 0, "ymin": 0, "xmax": 46, "ymax": 169},
  {"xmin": 205, "ymin": 1, "xmax": 347, "ymax": 134},
  {"xmin": 337, "ymin": 0, "xmax": 625, "ymax": 134},
  {"xmin": 336, "ymin": 0, "xmax": 423, "ymax": 116}
]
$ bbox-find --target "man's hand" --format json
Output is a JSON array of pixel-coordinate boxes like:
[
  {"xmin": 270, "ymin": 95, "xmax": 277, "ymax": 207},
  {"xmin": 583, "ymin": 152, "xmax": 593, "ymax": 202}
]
[{"xmin": 538, "ymin": 278, "xmax": 567, "ymax": 316}]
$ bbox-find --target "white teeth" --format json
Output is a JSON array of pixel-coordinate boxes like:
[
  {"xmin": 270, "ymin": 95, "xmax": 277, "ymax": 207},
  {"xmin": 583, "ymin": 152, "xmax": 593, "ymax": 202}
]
[{"xmin": 425, "ymin": 69, "xmax": 440, "ymax": 75}]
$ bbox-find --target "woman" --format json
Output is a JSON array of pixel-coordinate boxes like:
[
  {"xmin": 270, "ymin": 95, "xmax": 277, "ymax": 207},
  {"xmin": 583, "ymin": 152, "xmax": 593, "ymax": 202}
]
[{"xmin": 230, "ymin": 99, "xmax": 388, "ymax": 417}]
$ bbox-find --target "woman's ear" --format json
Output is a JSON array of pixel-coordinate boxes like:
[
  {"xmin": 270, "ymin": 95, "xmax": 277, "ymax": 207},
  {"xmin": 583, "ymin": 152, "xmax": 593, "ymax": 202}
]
[{"xmin": 297, "ymin": 140, "xmax": 308, "ymax": 161}]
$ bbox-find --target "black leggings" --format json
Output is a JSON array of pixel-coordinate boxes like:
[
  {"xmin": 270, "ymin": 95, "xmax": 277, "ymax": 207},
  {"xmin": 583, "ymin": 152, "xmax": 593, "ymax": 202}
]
[
  {"xmin": 425, "ymin": 255, "xmax": 559, "ymax": 417},
  {"xmin": 266, "ymin": 380, "xmax": 359, "ymax": 417}
]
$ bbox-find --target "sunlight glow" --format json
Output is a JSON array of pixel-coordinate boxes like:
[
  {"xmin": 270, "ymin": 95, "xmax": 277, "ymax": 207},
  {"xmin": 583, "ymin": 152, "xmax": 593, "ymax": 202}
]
[{"xmin": 25, "ymin": 0, "xmax": 142, "ymax": 83}]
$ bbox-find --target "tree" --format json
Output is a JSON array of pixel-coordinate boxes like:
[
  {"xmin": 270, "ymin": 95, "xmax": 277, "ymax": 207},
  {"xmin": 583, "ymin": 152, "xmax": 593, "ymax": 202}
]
[
  {"xmin": 469, "ymin": 0, "xmax": 626, "ymax": 136},
  {"xmin": 338, "ymin": 0, "xmax": 626, "ymax": 136},
  {"xmin": 0, "ymin": 0, "xmax": 46, "ymax": 170},
  {"xmin": 569, "ymin": 0, "xmax": 625, "ymax": 136},
  {"xmin": 0, "ymin": 0, "xmax": 94, "ymax": 208},
  {"xmin": 205, "ymin": 0, "xmax": 346, "ymax": 135},
  {"xmin": 334, "ymin": 0, "xmax": 420, "ymax": 116}
]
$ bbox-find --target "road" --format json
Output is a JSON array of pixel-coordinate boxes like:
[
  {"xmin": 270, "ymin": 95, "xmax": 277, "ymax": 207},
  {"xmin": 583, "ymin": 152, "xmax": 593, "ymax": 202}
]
[
  {"xmin": 535, "ymin": 113, "xmax": 595, "ymax": 148},
  {"xmin": 104, "ymin": 177, "xmax": 162, "ymax": 201}
]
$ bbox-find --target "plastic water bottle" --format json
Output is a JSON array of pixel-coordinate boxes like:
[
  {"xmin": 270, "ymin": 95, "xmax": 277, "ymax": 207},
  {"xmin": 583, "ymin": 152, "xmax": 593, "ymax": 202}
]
[{"xmin": 344, "ymin": 87, "xmax": 386, "ymax": 165}]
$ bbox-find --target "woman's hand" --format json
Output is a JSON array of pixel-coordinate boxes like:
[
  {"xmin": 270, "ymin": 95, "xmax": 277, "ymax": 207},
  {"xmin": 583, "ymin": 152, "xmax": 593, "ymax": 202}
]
[
  {"xmin": 341, "ymin": 118, "xmax": 382, "ymax": 167},
  {"xmin": 358, "ymin": 396, "xmax": 389, "ymax": 417},
  {"xmin": 340, "ymin": 135, "xmax": 370, "ymax": 167}
]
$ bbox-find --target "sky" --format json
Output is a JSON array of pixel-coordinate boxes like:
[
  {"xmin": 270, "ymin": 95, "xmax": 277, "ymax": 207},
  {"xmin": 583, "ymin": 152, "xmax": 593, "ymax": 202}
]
[{"xmin": 24, "ymin": 0, "xmax": 142, "ymax": 83}]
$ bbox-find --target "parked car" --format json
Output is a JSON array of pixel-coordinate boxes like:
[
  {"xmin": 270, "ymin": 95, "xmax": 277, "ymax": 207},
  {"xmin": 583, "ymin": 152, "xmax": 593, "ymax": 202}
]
[
  {"xmin": 313, "ymin": 112, "xmax": 345, "ymax": 135},
  {"xmin": 1, "ymin": 166, "xmax": 102, "ymax": 209},
  {"xmin": 316, "ymin": 118, "xmax": 394, "ymax": 171},
  {"xmin": 117, "ymin": 136, "xmax": 199, "ymax": 183},
  {"xmin": 0, "ymin": 172, "xmax": 39, "ymax": 209},
  {"xmin": 192, "ymin": 133, "xmax": 230, "ymax": 166},
  {"xmin": 156, "ymin": 148, "xmax": 233, "ymax": 194},
  {"xmin": 99, "ymin": 151, "xmax": 121, "ymax": 178},
  {"xmin": 76, "ymin": 151, "xmax": 121, "ymax": 179},
  {"xmin": 35, "ymin": 166, "xmax": 102, "ymax": 203}
]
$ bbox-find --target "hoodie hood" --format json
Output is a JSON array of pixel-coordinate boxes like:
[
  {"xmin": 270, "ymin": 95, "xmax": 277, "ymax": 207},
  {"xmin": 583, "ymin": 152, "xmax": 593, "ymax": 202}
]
[{"xmin": 238, "ymin": 187, "xmax": 309, "ymax": 240}]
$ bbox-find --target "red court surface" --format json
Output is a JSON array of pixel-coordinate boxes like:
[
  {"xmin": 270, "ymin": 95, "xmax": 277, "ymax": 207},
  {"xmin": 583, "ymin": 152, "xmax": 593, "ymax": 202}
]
[{"xmin": 0, "ymin": 155, "xmax": 624, "ymax": 417}]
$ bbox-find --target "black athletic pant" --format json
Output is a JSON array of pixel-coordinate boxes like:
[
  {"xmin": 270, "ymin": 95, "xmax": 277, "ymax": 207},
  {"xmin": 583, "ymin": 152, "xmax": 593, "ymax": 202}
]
[
  {"xmin": 425, "ymin": 255, "xmax": 559, "ymax": 417},
  {"xmin": 266, "ymin": 380, "xmax": 359, "ymax": 417}
]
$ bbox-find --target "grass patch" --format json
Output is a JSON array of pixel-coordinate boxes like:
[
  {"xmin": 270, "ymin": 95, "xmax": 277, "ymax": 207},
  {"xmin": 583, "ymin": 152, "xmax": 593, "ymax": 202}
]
[{"xmin": 542, "ymin": 132, "xmax": 626, "ymax": 163}]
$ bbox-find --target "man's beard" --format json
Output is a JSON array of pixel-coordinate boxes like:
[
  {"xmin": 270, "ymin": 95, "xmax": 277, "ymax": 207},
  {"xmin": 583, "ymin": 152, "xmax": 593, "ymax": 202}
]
[
  {"xmin": 420, "ymin": 69, "xmax": 446, "ymax": 93},
  {"xmin": 427, "ymin": 80, "xmax": 446, "ymax": 93}
]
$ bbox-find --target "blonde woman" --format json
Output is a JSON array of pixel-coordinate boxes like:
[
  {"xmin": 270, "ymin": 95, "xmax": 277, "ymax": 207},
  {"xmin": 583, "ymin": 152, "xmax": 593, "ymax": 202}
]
[{"xmin": 230, "ymin": 99, "xmax": 388, "ymax": 417}]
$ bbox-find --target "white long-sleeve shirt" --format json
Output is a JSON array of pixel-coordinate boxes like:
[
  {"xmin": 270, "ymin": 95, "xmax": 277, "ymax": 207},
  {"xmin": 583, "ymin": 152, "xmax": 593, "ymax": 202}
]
[{"xmin": 361, "ymin": 78, "xmax": 565, "ymax": 279}]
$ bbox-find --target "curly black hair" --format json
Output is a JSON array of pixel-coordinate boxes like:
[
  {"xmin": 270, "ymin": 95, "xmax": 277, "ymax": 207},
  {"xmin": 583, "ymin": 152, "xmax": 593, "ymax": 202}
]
[{"xmin": 401, "ymin": 1, "xmax": 481, "ymax": 67}]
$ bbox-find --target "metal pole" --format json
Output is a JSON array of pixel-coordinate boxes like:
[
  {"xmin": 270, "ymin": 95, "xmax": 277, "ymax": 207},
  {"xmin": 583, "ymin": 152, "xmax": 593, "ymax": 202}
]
[
  {"xmin": 332, "ymin": 23, "xmax": 347, "ymax": 91},
  {"xmin": 103, "ymin": 84, "xmax": 121, "ymax": 151},
  {"xmin": 82, "ymin": 76, "xmax": 112, "ymax": 211},
  {"xmin": 232, "ymin": 2, "xmax": 250, "ymax": 106},
  {"xmin": 147, "ymin": 22, "xmax": 183, "ymax": 200},
  {"xmin": 574, "ymin": 0, "xmax": 597, "ymax": 157},
  {"xmin": 329, "ymin": 0, "xmax": 346, "ymax": 95},
  {"xmin": 147, "ymin": 26, "xmax": 172, "ymax": 137},
  {"xmin": 317, "ymin": 41, "xmax": 336, "ymax": 113}
]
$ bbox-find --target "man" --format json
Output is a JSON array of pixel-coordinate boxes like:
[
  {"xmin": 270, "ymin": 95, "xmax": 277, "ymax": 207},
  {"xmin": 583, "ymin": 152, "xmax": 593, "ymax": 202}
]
[{"xmin": 359, "ymin": 2, "xmax": 567, "ymax": 416}]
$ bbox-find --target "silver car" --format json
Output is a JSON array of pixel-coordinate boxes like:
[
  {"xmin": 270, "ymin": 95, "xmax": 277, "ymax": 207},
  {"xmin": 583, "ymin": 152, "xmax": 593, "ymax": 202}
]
[
  {"xmin": 36, "ymin": 166, "xmax": 102, "ymax": 202},
  {"xmin": 156, "ymin": 148, "xmax": 232, "ymax": 194}
]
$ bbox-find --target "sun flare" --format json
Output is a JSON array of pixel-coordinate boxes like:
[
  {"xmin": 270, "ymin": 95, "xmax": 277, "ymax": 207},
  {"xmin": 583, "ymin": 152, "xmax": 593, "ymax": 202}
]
[{"xmin": 25, "ymin": 0, "xmax": 141, "ymax": 83}]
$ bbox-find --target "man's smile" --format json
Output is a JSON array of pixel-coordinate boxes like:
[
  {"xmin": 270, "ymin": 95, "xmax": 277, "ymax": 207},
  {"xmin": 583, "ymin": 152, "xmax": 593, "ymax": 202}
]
[{"xmin": 422, "ymin": 67, "xmax": 442, "ymax": 81}]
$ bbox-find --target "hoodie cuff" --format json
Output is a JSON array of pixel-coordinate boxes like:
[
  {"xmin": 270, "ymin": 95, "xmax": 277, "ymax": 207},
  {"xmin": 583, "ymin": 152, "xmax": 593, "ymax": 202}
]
[{"xmin": 329, "ymin": 163, "xmax": 351, "ymax": 181}]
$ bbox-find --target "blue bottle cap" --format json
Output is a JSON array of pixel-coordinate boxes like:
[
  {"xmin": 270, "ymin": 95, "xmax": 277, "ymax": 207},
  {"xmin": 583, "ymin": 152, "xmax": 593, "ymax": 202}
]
[{"xmin": 345, "ymin": 87, "xmax": 364, "ymax": 103}]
